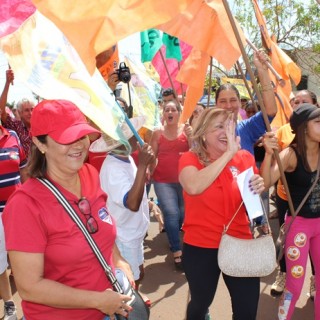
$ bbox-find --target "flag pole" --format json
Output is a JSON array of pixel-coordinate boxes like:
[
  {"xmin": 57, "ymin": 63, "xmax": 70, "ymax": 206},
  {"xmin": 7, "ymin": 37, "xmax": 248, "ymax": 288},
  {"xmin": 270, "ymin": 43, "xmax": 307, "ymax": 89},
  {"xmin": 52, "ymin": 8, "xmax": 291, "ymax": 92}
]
[
  {"xmin": 178, "ymin": 62, "xmax": 185, "ymax": 105},
  {"xmin": 207, "ymin": 57, "xmax": 213, "ymax": 108},
  {"xmin": 246, "ymin": 38, "xmax": 285, "ymax": 87},
  {"xmin": 222, "ymin": 0, "xmax": 295, "ymax": 216},
  {"xmin": 235, "ymin": 61, "xmax": 258, "ymax": 112},
  {"xmin": 159, "ymin": 49, "xmax": 180, "ymax": 105}
]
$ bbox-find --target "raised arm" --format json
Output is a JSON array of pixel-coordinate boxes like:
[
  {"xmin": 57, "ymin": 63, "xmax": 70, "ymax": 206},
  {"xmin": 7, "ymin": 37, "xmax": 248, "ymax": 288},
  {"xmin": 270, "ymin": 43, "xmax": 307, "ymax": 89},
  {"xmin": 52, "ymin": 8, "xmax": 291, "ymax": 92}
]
[
  {"xmin": 125, "ymin": 143, "xmax": 155, "ymax": 211},
  {"xmin": 179, "ymin": 149, "xmax": 236, "ymax": 195},
  {"xmin": 149, "ymin": 129, "xmax": 161, "ymax": 175},
  {"xmin": 0, "ymin": 69, "xmax": 14, "ymax": 123},
  {"xmin": 180, "ymin": 117, "xmax": 240, "ymax": 195},
  {"xmin": 254, "ymin": 51, "xmax": 277, "ymax": 117}
]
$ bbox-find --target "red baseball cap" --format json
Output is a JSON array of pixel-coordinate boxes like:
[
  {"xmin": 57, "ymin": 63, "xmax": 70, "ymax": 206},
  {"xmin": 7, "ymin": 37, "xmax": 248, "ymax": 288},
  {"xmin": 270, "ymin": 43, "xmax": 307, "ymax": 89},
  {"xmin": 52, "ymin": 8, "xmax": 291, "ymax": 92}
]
[{"xmin": 30, "ymin": 100, "xmax": 101, "ymax": 144}]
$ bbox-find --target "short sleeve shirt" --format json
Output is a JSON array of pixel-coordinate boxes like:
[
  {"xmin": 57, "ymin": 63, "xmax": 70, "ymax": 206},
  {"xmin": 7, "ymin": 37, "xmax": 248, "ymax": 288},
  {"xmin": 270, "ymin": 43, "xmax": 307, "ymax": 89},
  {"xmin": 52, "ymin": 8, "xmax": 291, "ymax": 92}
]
[{"xmin": 3, "ymin": 164, "xmax": 116, "ymax": 320}]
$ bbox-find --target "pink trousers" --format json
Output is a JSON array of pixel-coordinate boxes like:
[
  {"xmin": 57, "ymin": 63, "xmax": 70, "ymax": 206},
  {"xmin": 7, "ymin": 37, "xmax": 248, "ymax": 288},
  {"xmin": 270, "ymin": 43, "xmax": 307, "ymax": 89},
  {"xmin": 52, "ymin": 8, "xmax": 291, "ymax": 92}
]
[{"xmin": 278, "ymin": 216, "xmax": 320, "ymax": 320}]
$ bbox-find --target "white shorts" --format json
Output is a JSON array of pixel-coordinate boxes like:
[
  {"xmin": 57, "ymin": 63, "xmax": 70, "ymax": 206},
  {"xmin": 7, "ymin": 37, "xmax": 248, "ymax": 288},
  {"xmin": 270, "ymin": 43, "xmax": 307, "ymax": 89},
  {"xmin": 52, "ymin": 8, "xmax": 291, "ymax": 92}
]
[
  {"xmin": 0, "ymin": 217, "xmax": 8, "ymax": 274},
  {"xmin": 115, "ymin": 240, "xmax": 144, "ymax": 281}
]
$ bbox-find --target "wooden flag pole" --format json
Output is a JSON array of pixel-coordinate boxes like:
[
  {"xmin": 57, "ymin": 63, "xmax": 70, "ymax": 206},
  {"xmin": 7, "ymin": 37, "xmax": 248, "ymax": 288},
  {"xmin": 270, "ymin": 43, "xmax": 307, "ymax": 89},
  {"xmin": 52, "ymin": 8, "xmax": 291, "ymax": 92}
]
[
  {"xmin": 159, "ymin": 49, "xmax": 180, "ymax": 105},
  {"xmin": 222, "ymin": 0, "xmax": 295, "ymax": 217},
  {"xmin": 246, "ymin": 38, "xmax": 285, "ymax": 87},
  {"xmin": 235, "ymin": 60, "xmax": 258, "ymax": 112},
  {"xmin": 207, "ymin": 57, "xmax": 213, "ymax": 108}
]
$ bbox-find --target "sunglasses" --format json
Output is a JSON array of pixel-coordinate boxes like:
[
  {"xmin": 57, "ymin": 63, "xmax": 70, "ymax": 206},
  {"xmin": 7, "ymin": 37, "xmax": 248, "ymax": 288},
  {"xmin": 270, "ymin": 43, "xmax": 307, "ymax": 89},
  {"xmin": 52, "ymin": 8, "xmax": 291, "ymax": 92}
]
[{"xmin": 77, "ymin": 197, "xmax": 99, "ymax": 234}]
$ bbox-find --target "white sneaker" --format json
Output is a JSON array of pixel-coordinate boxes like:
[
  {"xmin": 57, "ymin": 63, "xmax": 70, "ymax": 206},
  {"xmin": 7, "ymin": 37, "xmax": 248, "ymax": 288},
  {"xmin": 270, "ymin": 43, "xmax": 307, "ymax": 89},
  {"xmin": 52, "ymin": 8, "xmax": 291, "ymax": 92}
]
[
  {"xmin": 310, "ymin": 275, "xmax": 316, "ymax": 300},
  {"xmin": 271, "ymin": 271, "xmax": 286, "ymax": 295},
  {"xmin": 4, "ymin": 301, "xmax": 17, "ymax": 320}
]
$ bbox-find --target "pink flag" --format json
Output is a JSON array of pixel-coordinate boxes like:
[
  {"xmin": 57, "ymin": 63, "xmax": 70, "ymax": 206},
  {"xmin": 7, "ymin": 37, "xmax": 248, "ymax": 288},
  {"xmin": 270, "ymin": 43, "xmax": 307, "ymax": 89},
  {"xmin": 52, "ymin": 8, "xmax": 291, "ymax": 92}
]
[
  {"xmin": 152, "ymin": 41, "xmax": 192, "ymax": 94},
  {"xmin": 0, "ymin": 0, "xmax": 35, "ymax": 38}
]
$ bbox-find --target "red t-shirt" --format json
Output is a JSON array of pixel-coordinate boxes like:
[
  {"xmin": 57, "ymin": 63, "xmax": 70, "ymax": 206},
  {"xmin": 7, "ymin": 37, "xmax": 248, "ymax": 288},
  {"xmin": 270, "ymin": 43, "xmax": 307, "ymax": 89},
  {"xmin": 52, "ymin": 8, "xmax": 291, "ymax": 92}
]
[
  {"xmin": 3, "ymin": 164, "xmax": 116, "ymax": 320},
  {"xmin": 153, "ymin": 132, "xmax": 189, "ymax": 183},
  {"xmin": 179, "ymin": 151, "xmax": 257, "ymax": 248}
]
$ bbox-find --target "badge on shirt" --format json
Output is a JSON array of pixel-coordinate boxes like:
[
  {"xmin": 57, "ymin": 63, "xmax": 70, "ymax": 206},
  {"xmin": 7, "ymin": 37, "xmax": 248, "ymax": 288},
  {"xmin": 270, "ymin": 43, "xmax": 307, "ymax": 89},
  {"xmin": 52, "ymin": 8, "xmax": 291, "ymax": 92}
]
[
  {"xmin": 229, "ymin": 166, "xmax": 240, "ymax": 178},
  {"xmin": 98, "ymin": 207, "xmax": 113, "ymax": 225},
  {"xmin": 9, "ymin": 151, "xmax": 19, "ymax": 160}
]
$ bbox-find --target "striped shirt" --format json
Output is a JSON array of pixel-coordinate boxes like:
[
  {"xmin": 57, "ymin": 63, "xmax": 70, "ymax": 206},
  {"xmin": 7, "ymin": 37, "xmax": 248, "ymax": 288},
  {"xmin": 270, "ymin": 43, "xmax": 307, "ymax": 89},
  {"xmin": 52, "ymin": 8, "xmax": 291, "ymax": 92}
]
[
  {"xmin": 3, "ymin": 116, "xmax": 31, "ymax": 157},
  {"xmin": 0, "ymin": 127, "xmax": 27, "ymax": 213}
]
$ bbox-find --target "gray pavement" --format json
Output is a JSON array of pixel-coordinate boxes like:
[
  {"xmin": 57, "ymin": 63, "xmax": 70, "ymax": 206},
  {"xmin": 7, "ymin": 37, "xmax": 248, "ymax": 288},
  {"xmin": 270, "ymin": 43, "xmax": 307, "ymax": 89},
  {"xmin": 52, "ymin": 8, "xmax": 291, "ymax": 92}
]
[
  {"xmin": 141, "ymin": 213, "xmax": 314, "ymax": 319},
  {"xmin": 1, "ymin": 202, "xmax": 314, "ymax": 320}
]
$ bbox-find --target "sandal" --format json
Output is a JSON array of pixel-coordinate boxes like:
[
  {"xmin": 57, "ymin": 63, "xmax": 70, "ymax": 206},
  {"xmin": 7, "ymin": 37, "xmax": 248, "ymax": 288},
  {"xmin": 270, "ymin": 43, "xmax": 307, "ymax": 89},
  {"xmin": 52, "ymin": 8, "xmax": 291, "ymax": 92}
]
[
  {"xmin": 174, "ymin": 256, "xmax": 183, "ymax": 270},
  {"xmin": 142, "ymin": 295, "xmax": 152, "ymax": 308}
]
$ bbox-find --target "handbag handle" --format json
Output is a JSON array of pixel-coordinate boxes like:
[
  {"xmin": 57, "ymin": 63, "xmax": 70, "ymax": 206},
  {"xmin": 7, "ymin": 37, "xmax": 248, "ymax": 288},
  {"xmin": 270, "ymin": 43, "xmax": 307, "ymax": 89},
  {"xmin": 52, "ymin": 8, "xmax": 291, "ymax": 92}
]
[
  {"xmin": 223, "ymin": 201, "xmax": 244, "ymax": 233},
  {"xmin": 37, "ymin": 178, "xmax": 124, "ymax": 294}
]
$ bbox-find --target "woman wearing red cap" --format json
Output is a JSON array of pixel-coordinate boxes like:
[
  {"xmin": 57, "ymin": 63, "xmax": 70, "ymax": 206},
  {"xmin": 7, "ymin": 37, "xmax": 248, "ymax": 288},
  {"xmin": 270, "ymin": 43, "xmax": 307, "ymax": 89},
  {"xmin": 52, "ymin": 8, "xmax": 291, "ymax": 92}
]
[
  {"xmin": 2, "ymin": 100, "xmax": 133, "ymax": 320},
  {"xmin": 262, "ymin": 103, "xmax": 320, "ymax": 320}
]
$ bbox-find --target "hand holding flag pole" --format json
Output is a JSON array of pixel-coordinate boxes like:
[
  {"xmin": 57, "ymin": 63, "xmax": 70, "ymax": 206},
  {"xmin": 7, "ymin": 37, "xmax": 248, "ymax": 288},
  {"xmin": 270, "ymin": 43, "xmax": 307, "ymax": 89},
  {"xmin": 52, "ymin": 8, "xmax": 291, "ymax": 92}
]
[
  {"xmin": 246, "ymin": 38, "xmax": 285, "ymax": 87},
  {"xmin": 222, "ymin": 0, "xmax": 295, "ymax": 221}
]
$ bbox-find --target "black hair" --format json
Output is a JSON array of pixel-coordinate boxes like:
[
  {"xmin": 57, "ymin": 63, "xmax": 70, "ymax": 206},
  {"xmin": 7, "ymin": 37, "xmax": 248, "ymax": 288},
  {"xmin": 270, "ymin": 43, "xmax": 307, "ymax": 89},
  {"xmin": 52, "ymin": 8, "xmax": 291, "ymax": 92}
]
[
  {"xmin": 215, "ymin": 83, "xmax": 240, "ymax": 102},
  {"xmin": 162, "ymin": 88, "xmax": 175, "ymax": 97}
]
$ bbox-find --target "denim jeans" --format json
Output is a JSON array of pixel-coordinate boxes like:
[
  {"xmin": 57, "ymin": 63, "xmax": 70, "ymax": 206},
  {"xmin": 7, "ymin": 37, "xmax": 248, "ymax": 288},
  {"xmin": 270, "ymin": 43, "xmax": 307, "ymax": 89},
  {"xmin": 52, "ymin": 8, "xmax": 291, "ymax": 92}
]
[{"xmin": 153, "ymin": 182, "xmax": 184, "ymax": 253}]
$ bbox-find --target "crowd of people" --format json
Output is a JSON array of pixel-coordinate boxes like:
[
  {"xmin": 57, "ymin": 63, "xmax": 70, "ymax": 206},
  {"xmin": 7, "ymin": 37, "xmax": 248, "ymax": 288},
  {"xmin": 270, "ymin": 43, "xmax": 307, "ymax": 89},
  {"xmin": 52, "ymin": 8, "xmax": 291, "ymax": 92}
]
[{"xmin": 0, "ymin": 47, "xmax": 319, "ymax": 320}]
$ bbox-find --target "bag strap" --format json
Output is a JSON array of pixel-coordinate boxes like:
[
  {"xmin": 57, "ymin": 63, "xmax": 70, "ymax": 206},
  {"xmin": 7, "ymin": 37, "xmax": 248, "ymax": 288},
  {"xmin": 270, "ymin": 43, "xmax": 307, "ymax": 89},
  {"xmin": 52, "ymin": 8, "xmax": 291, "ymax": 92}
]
[
  {"xmin": 37, "ymin": 177, "xmax": 124, "ymax": 294},
  {"xmin": 224, "ymin": 201, "xmax": 244, "ymax": 232},
  {"xmin": 283, "ymin": 150, "xmax": 320, "ymax": 233}
]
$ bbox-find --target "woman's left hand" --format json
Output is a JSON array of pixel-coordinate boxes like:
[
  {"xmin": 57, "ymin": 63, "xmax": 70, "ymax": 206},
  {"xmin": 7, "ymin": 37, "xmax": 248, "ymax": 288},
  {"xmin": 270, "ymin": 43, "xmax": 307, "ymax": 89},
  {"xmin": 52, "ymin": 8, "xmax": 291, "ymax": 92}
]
[{"xmin": 249, "ymin": 174, "xmax": 265, "ymax": 195}]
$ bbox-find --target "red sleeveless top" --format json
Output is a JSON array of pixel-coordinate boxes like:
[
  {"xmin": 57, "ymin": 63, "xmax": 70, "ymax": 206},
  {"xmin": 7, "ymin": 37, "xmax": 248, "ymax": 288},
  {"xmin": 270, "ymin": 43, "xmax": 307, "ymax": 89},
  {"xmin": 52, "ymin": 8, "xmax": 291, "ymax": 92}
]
[{"xmin": 153, "ymin": 132, "xmax": 189, "ymax": 183}]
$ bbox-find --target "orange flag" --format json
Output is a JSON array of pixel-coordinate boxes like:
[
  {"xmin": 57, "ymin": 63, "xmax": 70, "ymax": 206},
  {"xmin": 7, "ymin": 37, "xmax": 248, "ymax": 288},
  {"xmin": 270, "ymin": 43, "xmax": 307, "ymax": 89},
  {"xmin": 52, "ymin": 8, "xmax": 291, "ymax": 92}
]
[
  {"xmin": 176, "ymin": 48, "xmax": 211, "ymax": 123},
  {"xmin": 32, "ymin": 0, "xmax": 194, "ymax": 74},
  {"xmin": 158, "ymin": 0, "xmax": 245, "ymax": 123},
  {"xmin": 252, "ymin": 0, "xmax": 301, "ymax": 130},
  {"xmin": 96, "ymin": 45, "xmax": 119, "ymax": 81},
  {"xmin": 158, "ymin": 0, "xmax": 245, "ymax": 70}
]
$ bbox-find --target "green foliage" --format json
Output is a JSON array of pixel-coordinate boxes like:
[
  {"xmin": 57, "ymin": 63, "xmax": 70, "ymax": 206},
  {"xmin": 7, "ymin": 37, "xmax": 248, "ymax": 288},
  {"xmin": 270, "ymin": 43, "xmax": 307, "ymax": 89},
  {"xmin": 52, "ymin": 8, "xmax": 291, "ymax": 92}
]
[{"xmin": 231, "ymin": 0, "xmax": 320, "ymax": 79}]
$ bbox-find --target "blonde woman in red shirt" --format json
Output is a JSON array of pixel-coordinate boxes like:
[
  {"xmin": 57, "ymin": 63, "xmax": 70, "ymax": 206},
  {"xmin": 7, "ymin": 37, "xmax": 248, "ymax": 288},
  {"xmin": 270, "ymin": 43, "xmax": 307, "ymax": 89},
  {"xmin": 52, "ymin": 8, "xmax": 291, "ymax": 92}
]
[{"xmin": 179, "ymin": 108, "xmax": 265, "ymax": 320}]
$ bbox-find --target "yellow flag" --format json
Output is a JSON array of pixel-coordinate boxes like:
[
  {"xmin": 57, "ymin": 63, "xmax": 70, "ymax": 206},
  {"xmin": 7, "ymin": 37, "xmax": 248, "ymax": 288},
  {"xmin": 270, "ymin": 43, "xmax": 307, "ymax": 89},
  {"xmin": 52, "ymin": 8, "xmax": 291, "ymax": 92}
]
[{"xmin": 0, "ymin": 11, "xmax": 128, "ymax": 144}]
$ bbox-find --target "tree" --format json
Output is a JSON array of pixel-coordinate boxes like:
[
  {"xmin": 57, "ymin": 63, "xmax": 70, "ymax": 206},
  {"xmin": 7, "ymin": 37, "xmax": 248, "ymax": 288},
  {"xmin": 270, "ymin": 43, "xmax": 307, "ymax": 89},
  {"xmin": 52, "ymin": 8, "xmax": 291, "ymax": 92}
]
[{"xmin": 231, "ymin": 0, "xmax": 320, "ymax": 88}]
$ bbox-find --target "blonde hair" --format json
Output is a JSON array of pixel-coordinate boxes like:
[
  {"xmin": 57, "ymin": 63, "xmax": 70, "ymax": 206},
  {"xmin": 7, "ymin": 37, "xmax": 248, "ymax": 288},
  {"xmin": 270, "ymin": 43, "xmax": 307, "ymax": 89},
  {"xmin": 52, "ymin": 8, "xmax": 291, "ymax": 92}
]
[{"xmin": 191, "ymin": 108, "xmax": 232, "ymax": 165}]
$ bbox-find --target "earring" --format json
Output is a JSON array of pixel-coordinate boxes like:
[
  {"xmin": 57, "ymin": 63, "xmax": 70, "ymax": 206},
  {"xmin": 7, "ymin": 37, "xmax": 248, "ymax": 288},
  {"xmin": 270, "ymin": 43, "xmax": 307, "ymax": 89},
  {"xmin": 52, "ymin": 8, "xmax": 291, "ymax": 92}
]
[
  {"xmin": 41, "ymin": 150, "xmax": 45, "ymax": 154},
  {"xmin": 202, "ymin": 137, "xmax": 206, "ymax": 142}
]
